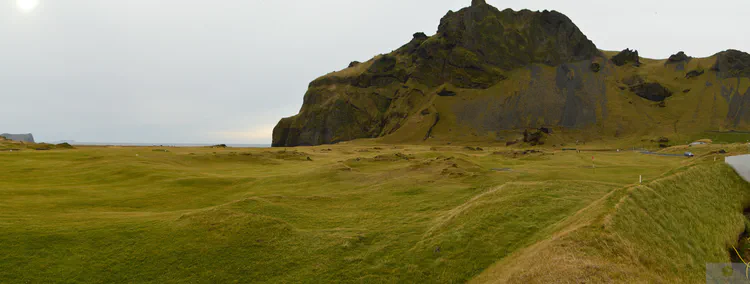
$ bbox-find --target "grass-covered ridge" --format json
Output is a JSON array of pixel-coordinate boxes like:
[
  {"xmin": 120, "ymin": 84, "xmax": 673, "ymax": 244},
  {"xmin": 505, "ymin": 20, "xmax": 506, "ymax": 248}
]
[
  {"xmin": 0, "ymin": 143, "xmax": 748, "ymax": 282},
  {"xmin": 474, "ymin": 160, "xmax": 750, "ymax": 283}
]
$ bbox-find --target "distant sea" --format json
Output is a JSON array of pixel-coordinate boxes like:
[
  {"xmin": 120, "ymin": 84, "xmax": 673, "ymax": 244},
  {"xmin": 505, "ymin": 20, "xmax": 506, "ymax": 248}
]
[{"xmin": 66, "ymin": 142, "xmax": 271, "ymax": 148}]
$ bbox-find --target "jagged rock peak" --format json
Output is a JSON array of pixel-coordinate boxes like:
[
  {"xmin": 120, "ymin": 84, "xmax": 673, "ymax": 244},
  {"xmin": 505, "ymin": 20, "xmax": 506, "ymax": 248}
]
[
  {"xmin": 472, "ymin": 0, "xmax": 487, "ymax": 6},
  {"xmin": 435, "ymin": 5, "xmax": 600, "ymax": 71},
  {"xmin": 667, "ymin": 51, "xmax": 690, "ymax": 63},
  {"xmin": 272, "ymin": 1, "xmax": 603, "ymax": 147},
  {"xmin": 611, "ymin": 49, "xmax": 640, "ymax": 66},
  {"xmin": 712, "ymin": 49, "xmax": 750, "ymax": 78}
]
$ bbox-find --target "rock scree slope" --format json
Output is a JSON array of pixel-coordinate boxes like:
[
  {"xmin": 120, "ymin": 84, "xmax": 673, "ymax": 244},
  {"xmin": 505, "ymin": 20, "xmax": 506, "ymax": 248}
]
[{"xmin": 273, "ymin": 1, "xmax": 750, "ymax": 147}]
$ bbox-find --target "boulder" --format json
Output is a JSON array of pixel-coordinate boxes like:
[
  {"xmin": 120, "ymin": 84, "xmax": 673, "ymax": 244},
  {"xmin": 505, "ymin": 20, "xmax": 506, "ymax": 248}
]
[
  {"xmin": 611, "ymin": 49, "xmax": 640, "ymax": 66},
  {"xmin": 630, "ymin": 82, "xmax": 673, "ymax": 102},
  {"xmin": 348, "ymin": 61, "xmax": 361, "ymax": 68}
]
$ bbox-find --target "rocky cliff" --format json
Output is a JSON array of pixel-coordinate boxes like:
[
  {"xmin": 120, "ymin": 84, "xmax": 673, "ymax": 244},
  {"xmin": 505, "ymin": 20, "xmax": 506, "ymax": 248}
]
[
  {"xmin": 273, "ymin": 1, "xmax": 750, "ymax": 147},
  {"xmin": 1, "ymin": 133, "xmax": 35, "ymax": 143}
]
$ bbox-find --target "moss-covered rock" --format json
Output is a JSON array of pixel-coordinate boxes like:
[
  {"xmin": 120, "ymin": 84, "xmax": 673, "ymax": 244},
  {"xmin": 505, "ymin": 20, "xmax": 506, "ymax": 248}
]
[
  {"xmin": 685, "ymin": 69, "xmax": 705, "ymax": 79},
  {"xmin": 712, "ymin": 49, "xmax": 750, "ymax": 78},
  {"xmin": 666, "ymin": 51, "xmax": 690, "ymax": 64},
  {"xmin": 629, "ymin": 83, "xmax": 673, "ymax": 102},
  {"xmin": 611, "ymin": 49, "xmax": 640, "ymax": 66}
]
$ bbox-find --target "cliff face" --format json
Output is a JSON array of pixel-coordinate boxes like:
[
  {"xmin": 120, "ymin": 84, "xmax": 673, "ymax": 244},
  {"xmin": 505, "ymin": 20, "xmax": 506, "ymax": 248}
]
[
  {"xmin": 272, "ymin": 2, "xmax": 599, "ymax": 147},
  {"xmin": 273, "ymin": 1, "xmax": 750, "ymax": 147},
  {"xmin": 1, "ymin": 133, "xmax": 35, "ymax": 143}
]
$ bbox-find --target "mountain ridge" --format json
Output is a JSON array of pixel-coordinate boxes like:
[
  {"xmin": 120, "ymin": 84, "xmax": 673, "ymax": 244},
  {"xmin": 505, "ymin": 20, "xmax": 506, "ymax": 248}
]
[
  {"xmin": 1, "ymin": 133, "xmax": 35, "ymax": 143},
  {"xmin": 273, "ymin": 1, "xmax": 750, "ymax": 147}
]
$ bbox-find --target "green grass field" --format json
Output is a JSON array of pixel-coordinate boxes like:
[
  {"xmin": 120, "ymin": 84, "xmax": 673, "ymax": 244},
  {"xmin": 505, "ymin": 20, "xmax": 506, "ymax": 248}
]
[{"xmin": 0, "ymin": 142, "xmax": 748, "ymax": 283}]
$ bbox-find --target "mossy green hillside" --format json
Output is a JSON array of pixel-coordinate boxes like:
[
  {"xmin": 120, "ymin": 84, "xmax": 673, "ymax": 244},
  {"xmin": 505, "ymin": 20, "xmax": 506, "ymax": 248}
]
[{"xmin": 273, "ymin": 1, "xmax": 750, "ymax": 148}]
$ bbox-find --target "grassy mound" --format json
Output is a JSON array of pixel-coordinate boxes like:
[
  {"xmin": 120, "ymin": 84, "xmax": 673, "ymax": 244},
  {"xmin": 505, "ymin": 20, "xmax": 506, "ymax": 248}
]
[{"xmin": 56, "ymin": 142, "xmax": 75, "ymax": 149}]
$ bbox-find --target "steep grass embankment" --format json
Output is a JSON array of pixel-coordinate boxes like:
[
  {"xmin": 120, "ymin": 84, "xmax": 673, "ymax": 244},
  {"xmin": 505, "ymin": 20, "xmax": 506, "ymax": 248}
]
[{"xmin": 474, "ymin": 162, "xmax": 750, "ymax": 283}]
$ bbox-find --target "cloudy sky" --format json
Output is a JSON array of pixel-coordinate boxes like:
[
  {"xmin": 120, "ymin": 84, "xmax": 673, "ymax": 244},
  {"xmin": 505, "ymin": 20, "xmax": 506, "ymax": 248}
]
[{"xmin": 2, "ymin": 0, "xmax": 748, "ymax": 144}]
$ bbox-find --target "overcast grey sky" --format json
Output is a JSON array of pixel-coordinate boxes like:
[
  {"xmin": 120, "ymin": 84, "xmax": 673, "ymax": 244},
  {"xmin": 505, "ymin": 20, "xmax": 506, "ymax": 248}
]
[{"xmin": 1, "ymin": 0, "xmax": 747, "ymax": 144}]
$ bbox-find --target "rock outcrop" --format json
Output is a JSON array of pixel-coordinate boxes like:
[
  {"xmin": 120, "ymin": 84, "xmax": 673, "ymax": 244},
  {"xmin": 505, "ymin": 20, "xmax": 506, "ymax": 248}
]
[
  {"xmin": 0, "ymin": 133, "xmax": 34, "ymax": 143},
  {"xmin": 271, "ymin": 0, "xmax": 750, "ymax": 147},
  {"xmin": 685, "ymin": 69, "xmax": 705, "ymax": 79},
  {"xmin": 629, "ymin": 83, "xmax": 673, "ymax": 102},
  {"xmin": 272, "ymin": 1, "xmax": 601, "ymax": 147},
  {"xmin": 667, "ymin": 51, "xmax": 690, "ymax": 63},
  {"xmin": 611, "ymin": 49, "xmax": 640, "ymax": 66},
  {"xmin": 472, "ymin": 0, "xmax": 486, "ymax": 6},
  {"xmin": 712, "ymin": 49, "xmax": 750, "ymax": 78}
]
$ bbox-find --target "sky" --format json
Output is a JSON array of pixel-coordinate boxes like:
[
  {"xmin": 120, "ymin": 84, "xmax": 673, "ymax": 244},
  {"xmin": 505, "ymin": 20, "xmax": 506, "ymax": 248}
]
[{"xmin": 1, "ymin": 0, "xmax": 748, "ymax": 144}]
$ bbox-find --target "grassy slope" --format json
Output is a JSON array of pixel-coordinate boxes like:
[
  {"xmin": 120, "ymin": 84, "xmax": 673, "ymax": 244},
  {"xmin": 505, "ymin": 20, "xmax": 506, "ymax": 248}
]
[
  {"xmin": 1, "ymin": 143, "xmax": 746, "ymax": 283},
  {"xmin": 329, "ymin": 50, "xmax": 750, "ymax": 147},
  {"xmin": 474, "ymin": 145, "xmax": 750, "ymax": 283}
]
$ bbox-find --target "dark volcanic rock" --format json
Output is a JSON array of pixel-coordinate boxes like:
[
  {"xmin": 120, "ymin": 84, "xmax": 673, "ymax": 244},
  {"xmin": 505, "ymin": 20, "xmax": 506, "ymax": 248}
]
[
  {"xmin": 0, "ymin": 133, "xmax": 34, "ymax": 143},
  {"xmin": 711, "ymin": 49, "xmax": 750, "ymax": 78},
  {"xmin": 725, "ymin": 84, "xmax": 750, "ymax": 127},
  {"xmin": 630, "ymin": 83, "xmax": 673, "ymax": 102},
  {"xmin": 667, "ymin": 51, "xmax": 690, "ymax": 63},
  {"xmin": 590, "ymin": 63, "xmax": 601, "ymax": 73},
  {"xmin": 396, "ymin": 33, "xmax": 431, "ymax": 55},
  {"xmin": 523, "ymin": 129, "xmax": 545, "ymax": 146},
  {"xmin": 438, "ymin": 89, "xmax": 457, "ymax": 97},
  {"xmin": 348, "ymin": 61, "xmax": 361, "ymax": 68},
  {"xmin": 367, "ymin": 55, "xmax": 397, "ymax": 73},
  {"xmin": 451, "ymin": 60, "xmax": 606, "ymax": 135},
  {"xmin": 685, "ymin": 69, "xmax": 705, "ymax": 79},
  {"xmin": 273, "ymin": 1, "xmax": 603, "ymax": 147},
  {"xmin": 410, "ymin": 5, "xmax": 600, "ymax": 89},
  {"xmin": 611, "ymin": 49, "xmax": 640, "ymax": 66}
]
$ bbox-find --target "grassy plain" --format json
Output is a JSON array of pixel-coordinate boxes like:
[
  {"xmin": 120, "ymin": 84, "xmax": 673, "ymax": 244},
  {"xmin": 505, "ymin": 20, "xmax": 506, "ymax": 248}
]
[{"xmin": 0, "ymin": 142, "xmax": 748, "ymax": 283}]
